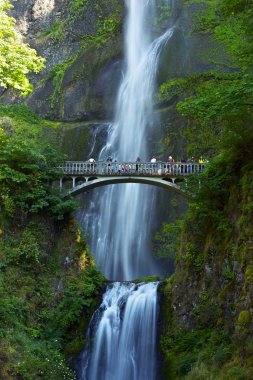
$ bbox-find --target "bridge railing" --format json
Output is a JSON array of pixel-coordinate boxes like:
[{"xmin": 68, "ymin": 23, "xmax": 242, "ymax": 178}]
[{"xmin": 57, "ymin": 161, "xmax": 205, "ymax": 176}]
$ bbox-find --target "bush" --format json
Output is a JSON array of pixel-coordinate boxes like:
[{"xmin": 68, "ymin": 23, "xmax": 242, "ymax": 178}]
[
  {"xmin": 186, "ymin": 362, "xmax": 214, "ymax": 380},
  {"xmin": 0, "ymin": 105, "xmax": 77, "ymax": 219},
  {"xmin": 221, "ymin": 367, "xmax": 248, "ymax": 380}
]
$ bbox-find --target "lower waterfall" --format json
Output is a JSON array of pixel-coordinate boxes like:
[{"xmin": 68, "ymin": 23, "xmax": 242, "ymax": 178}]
[{"xmin": 76, "ymin": 282, "xmax": 159, "ymax": 380}]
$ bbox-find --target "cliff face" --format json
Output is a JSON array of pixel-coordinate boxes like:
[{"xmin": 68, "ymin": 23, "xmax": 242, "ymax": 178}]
[
  {"xmin": 7, "ymin": 0, "xmax": 214, "ymax": 127},
  {"xmin": 160, "ymin": 160, "xmax": 253, "ymax": 379},
  {"xmin": 0, "ymin": 211, "xmax": 105, "ymax": 379},
  {"xmin": 9, "ymin": 0, "xmax": 124, "ymax": 122}
]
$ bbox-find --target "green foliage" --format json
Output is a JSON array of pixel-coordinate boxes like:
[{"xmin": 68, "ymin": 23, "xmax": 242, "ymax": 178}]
[
  {"xmin": 133, "ymin": 275, "xmax": 160, "ymax": 283},
  {"xmin": 185, "ymin": 154, "xmax": 235, "ymax": 238},
  {"xmin": 221, "ymin": 367, "xmax": 249, "ymax": 380},
  {"xmin": 163, "ymin": 351, "xmax": 177, "ymax": 379},
  {"xmin": 155, "ymin": 1, "xmax": 171, "ymax": 28},
  {"xmin": 191, "ymin": 291, "xmax": 222, "ymax": 328},
  {"xmin": 0, "ymin": 0, "xmax": 45, "ymax": 96},
  {"xmin": 161, "ymin": 314, "xmax": 234, "ymax": 379},
  {"xmin": 183, "ymin": 242, "xmax": 204, "ymax": 273},
  {"xmin": 0, "ymin": 105, "xmax": 77, "ymax": 219},
  {"xmin": 0, "ymin": 103, "xmax": 42, "ymax": 126},
  {"xmin": 158, "ymin": 0, "xmax": 253, "ymax": 158},
  {"xmin": 245, "ymin": 265, "xmax": 253, "ymax": 284},
  {"xmin": 159, "ymin": 2, "xmax": 253, "ymax": 378},
  {"xmin": 17, "ymin": 229, "xmax": 42, "ymax": 265},
  {"xmin": 50, "ymin": 56, "xmax": 78, "ymax": 110},
  {"xmin": 14, "ymin": 345, "xmax": 75, "ymax": 380},
  {"xmin": 46, "ymin": 266, "xmax": 104, "ymax": 339},
  {"xmin": 69, "ymin": 0, "xmax": 88, "ymax": 16},
  {"xmin": 0, "ymin": 218, "xmax": 105, "ymax": 379},
  {"xmin": 161, "ymin": 327, "xmax": 215, "ymax": 377},
  {"xmin": 40, "ymin": 20, "xmax": 65, "ymax": 42},
  {"xmin": 222, "ymin": 266, "xmax": 235, "ymax": 281},
  {"xmin": 186, "ymin": 362, "xmax": 214, "ymax": 379},
  {"xmin": 153, "ymin": 220, "xmax": 183, "ymax": 259}
]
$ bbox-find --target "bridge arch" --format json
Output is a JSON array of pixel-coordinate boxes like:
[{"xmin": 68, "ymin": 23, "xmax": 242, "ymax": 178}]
[{"xmin": 66, "ymin": 176, "xmax": 191, "ymax": 199}]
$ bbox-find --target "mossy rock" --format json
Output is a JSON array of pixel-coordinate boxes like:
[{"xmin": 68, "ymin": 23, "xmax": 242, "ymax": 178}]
[
  {"xmin": 245, "ymin": 265, "xmax": 253, "ymax": 284},
  {"xmin": 237, "ymin": 310, "xmax": 251, "ymax": 327},
  {"xmin": 132, "ymin": 275, "xmax": 160, "ymax": 283}
]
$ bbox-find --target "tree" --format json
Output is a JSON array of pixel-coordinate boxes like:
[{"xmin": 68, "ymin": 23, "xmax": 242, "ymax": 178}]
[{"xmin": 0, "ymin": 0, "xmax": 45, "ymax": 96}]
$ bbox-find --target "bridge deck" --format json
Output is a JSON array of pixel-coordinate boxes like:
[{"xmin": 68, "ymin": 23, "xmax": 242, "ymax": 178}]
[
  {"xmin": 57, "ymin": 161, "xmax": 204, "ymax": 198},
  {"xmin": 57, "ymin": 161, "xmax": 205, "ymax": 177}
]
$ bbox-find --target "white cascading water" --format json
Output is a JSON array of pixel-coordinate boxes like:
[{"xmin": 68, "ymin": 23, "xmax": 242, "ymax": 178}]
[
  {"xmin": 76, "ymin": 1, "xmax": 175, "ymax": 378},
  {"xmin": 80, "ymin": 0, "xmax": 174, "ymax": 281},
  {"xmin": 77, "ymin": 282, "xmax": 159, "ymax": 380}
]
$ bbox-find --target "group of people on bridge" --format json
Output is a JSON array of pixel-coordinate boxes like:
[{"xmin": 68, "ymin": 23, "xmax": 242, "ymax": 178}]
[{"xmin": 84, "ymin": 155, "xmax": 207, "ymax": 176}]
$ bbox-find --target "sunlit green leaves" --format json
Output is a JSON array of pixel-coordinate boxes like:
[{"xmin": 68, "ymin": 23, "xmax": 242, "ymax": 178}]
[{"xmin": 0, "ymin": 0, "xmax": 45, "ymax": 95}]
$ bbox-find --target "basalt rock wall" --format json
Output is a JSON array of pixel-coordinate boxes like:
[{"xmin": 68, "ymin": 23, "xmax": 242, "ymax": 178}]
[
  {"xmin": 7, "ymin": 0, "xmax": 214, "ymax": 128},
  {"xmin": 8, "ymin": 0, "xmax": 124, "ymax": 122}
]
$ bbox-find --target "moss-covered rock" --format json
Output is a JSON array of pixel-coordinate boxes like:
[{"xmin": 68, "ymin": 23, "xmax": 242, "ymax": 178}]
[
  {"xmin": 132, "ymin": 275, "xmax": 160, "ymax": 283},
  {"xmin": 237, "ymin": 310, "xmax": 251, "ymax": 327}
]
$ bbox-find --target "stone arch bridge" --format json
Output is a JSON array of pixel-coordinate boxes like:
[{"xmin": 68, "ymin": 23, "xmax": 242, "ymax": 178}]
[{"xmin": 57, "ymin": 161, "xmax": 205, "ymax": 199}]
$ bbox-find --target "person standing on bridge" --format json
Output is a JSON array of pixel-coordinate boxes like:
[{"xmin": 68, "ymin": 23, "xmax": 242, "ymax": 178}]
[
  {"xmin": 198, "ymin": 156, "xmax": 205, "ymax": 172},
  {"xmin": 166, "ymin": 155, "xmax": 174, "ymax": 174},
  {"xmin": 88, "ymin": 157, "xmax": 95, "ymax": 173},
  {"xmin": 107, "ymin": 156, "xmax": 112, "ymax": 173},
  {"xmin": 150, "ymin": 156, "xmax": 157, "ymax": 173},
  {"xmin": 167, "ymin": 155, "xmax": 174, "ymax": 163},
  {"xmin": 136, "ymin": 157, "xmax": 141, "ymax": 173}
]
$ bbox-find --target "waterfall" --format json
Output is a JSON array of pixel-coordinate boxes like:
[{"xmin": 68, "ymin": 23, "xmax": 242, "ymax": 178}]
[
  {"xmin": 79, "ymin": 0, "xmax": 174, "ymax": 281},
  {"xmin": 77, "ymin": 282, "xmax": 159, "ymax": 380},
  {"xmin": 75, "ymin": 1, "xmax": 176, "ymax": 378}
]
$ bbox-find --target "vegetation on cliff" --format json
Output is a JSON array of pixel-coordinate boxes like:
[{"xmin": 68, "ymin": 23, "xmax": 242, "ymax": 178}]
[
  {"xmin": 159, "ymin": 0, "xmax": 253, "ymax": 378},
  {"xmin": 0, "ymin": 21, "xmax": 105, "ymax": 375},
  {"xmin": 0, "ymin": 212, "xmax": 104, "ymax": 379},
  {"xmin": 0, "ymin": 104, "xmax": 76, "ymax": 220},
  {"xmin": 0, "ymin": 0, "xmax": 45, "ymax": 96},
  {"xmin": 1, "ymin": 0, "xmax": 252, "ymax": 378},
  {"xmin": 39, "ymin": 0, "xmax": 123, "ymax": 120},
  {"xmin": 0, "ymin": 104, "xmax": 105, "ymax": 379}
]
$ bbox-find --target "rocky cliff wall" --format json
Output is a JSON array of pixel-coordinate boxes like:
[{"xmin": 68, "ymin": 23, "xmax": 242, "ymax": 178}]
[
  {"xmin": 7, "ymin": 0, "xmax": 214, "ymax": 127},
  {"xmin": 159, "ymin": 162, "xmax": 253, "ymax": 379},
  {"xmin": 8, "ymin": 0, "xmax": 124, "ymax": 121}
]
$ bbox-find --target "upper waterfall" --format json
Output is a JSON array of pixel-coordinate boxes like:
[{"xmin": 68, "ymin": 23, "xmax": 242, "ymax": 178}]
[{"xmin": 79, "ymin": 0, "xmax": 174, "ymax": 280}]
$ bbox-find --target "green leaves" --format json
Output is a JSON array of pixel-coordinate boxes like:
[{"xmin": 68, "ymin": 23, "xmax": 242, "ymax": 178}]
[
  {"xmin": 0, "ymin": 0, "xmax": 45, "ymax": 96},
  {"xmin": 159, "ymin": 0, "xmax": 253, "ymax": 158},
  {"xmin": 153, "ymin": 221, "xmax": 183, "ymax": 260},
  {"xmin": 0, "ymin": 105, "xmax": 76, "ymax": 219}
]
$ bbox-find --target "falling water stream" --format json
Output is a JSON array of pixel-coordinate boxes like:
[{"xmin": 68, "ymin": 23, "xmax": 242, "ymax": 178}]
[
  {"xmin": 77, "ymin": 0, "xmax": 175, "ymax": 378},
  {"xmin": 81, "ymin": 0, "xmax": 174, "ymax": 281},
  {"xmin": 77, "ymin": 282, "xmax": 159, "ymax": 380}
]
